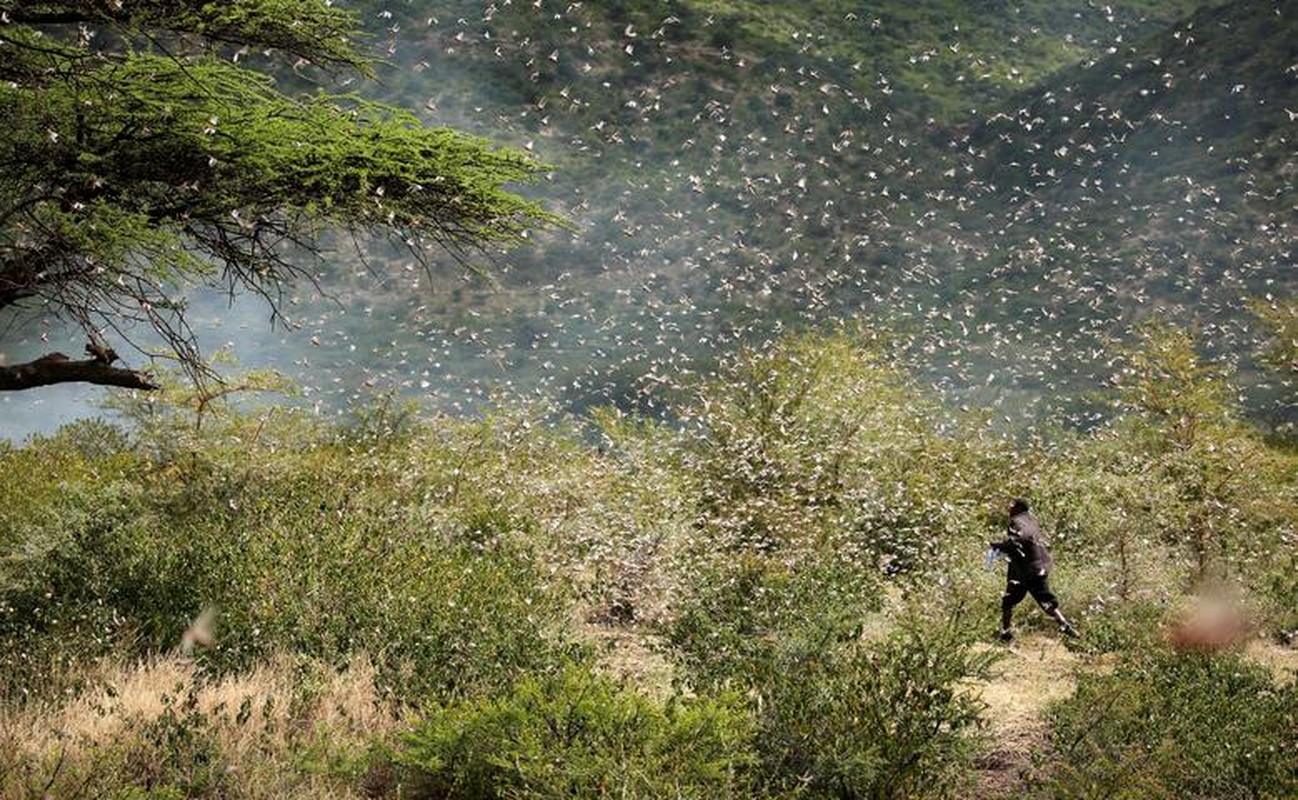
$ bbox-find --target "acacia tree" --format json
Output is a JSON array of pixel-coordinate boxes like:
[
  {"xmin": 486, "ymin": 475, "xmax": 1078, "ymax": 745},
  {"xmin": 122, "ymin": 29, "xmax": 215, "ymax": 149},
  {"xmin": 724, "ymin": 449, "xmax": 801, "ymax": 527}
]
[
  {"xmin": 0, "ymin": 0, "xmax": 559, "ymax": 391},
  {"xmin": 1110, "ymin": 321, "xmax": 1287, "ymax": 585}
]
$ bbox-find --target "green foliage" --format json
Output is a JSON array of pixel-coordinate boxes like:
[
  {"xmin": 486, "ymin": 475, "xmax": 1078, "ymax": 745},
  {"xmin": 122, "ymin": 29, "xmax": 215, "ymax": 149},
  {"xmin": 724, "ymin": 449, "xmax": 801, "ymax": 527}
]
[
  {"xmin": 1105, "ymin": 321, "xmax": 1297, "ymax": 586},
  {"xmin": 667, "ymin": 586, "xmax": 997, "ymax": 798},
  {"xmin": 398, "ymin": 661, "xmax": 756, "ymax": 799},
  {"xmin": 1262, "ymin": 549, "xmax": 1298, "ymax": 642},
  {"xmin": 0, "ymin": 426, "xmax": 155, "ymax": 692},
  {"xmin": 562, "ymin": 406, "xmax": 694, "ymax": 624},
  {"xmin": 1068, "ymin": 598, "xmax": 1167, "ymax": 655},
  {"xmin": 687, "ymin": 330, "xmax": 997, "ymax": 573},
  {"xmin": 665, "ymin": 549, "xmax": 881, "ymax": 693},
  {"xmin": 752, "ymin": 610, "xmax": 997, "ymax": 800},
  {"xmin": 1112, "ymin": 322, "xmax": 1234, "ymax": 448},
  {"xmin": 666, "ymin": 429, "xmax": 996, "ymax": 800},
  {"xmin": 688, "ymin": 332, "xmax": 915, "ymax": 549},
  {"xmin": 0, "ymin": 0, "xmax": 560, "ymax": 384},
  {"xmin": 0, "ymin": 49, "xmax": 556, "ymax": 296},
  {"xmin": 204, "ymin": 511, "xmax": 563, "ymax": 701},
  {"xmin": 2, "ymin": 323, "xmax": 1297, "ymax": 796},
  {"xmin": 1046, "ymin": 650, "xmax": 1298, "ymax": 799},
  {"xmin": 0, "ymin": 403, "xmax": 572, "ymax": 704},
  {"xmin": 0, "ymin": 0, "xmax": 366, "ymax": 69},
  {"xmin": 1020, "ymin": 436, "xmax": 1155, "ymax": 598}
]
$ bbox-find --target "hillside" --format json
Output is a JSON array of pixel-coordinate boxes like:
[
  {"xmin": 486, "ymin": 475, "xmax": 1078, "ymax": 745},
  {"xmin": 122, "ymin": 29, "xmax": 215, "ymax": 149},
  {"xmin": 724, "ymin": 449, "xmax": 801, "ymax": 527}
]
[
  {"xmin": 956, "ymin": 0, "xmax": 1297, "ymax": 400},
  {"xmin": 0, "ymin": 1, "xmax": 1292, "ymax": 433},
  {"xmin": 292, "ymin": 0, "xmax": 1293, "ymax": 425}
]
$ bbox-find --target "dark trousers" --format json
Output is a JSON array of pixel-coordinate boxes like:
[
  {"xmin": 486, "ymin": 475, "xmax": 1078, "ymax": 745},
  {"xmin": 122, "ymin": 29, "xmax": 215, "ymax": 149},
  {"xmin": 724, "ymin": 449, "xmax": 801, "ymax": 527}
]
[{"xmin": 1002, "ymin": 573, "xmax": 1059, "ymax": 614}]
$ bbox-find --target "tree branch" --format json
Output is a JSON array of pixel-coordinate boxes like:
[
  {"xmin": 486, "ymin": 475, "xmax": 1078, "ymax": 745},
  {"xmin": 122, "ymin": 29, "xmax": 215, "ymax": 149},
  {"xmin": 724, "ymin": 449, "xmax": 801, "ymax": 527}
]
[{"xmin": 0, "ymin": 350, "xmax": 158, "ymax": 391}]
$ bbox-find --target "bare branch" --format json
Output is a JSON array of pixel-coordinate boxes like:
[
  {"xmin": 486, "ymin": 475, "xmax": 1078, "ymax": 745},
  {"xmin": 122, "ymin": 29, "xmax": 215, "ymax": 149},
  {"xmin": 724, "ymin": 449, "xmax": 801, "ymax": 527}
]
[{"xmin": 0, "ymin": 349, "xmax": 158, "ymax": 391}]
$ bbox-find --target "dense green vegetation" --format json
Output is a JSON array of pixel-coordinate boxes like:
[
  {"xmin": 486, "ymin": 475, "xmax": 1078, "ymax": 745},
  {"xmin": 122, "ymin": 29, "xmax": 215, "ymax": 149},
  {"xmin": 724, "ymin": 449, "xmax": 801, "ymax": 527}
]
[
  {"xmin": 2, "ymin": 1, "xmax": 1296, "ymax": 798},
  {"xmin": 2, "ymin": 326, "xmax": 1294, "ymax": 797},
  {"xmin": 1048, "ymin": 651, "xmax": 1298, "ymax": 798}
]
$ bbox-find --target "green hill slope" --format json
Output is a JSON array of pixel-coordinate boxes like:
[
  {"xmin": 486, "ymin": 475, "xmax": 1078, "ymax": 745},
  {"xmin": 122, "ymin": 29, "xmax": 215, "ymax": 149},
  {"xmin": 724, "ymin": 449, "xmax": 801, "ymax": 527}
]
[
  {"xmin": 13, "ymin": 1, "xmax": 1276, "ymax": 430},
  {"xmin": 946, "ymin": 0, "xmax": 1296, "ymax": 417}
]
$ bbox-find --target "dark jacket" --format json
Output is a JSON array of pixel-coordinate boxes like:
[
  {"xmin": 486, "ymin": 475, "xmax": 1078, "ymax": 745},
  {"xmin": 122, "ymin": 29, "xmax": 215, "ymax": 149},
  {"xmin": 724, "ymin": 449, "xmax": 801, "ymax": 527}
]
[{"xmin": 992, "ymin": 511, "xmax": 1054, "ymax": 581}]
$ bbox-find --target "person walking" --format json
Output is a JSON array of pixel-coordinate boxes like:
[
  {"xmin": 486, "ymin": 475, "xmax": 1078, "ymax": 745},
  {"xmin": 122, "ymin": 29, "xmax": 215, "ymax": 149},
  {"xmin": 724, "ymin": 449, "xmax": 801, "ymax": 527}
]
[{"xmin": 991, "ymin": 498, "xmax": 1078, "ymax": 642}]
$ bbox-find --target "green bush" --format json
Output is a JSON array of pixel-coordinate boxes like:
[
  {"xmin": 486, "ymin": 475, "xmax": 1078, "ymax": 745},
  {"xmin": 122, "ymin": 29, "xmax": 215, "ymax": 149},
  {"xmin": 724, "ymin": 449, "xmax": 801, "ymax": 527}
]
[
  {"xmin": 0, "ymin": 407, "xmax": 573, "ymax": 704},
  {"xmin": 664, "ymin": 548, "xmax": 881, "ymax": 693},
  {"xmin": 753, "ymin": 611, "xmax": 997, "ymax": 800},
  {"xmin": 1046, "ymin": 649, "xmax": 1298, "ymax": 799},
  {"xmin": 667, "ymin": 563, "xmax": 995, "ymax": 800},
  {"xmin": 2, "ymin": 327, "xmax": 1296, "ymax": 797},
  {"xmin": 119, "ymin": 689, "xmax": 229, "ymax": 798},
  {"xmin": 1263, "ymin": 550, "xmax": 1298, "ymax": 642},
  {"xmin": 1068, "ymin": 598, "xmax": 1168, "ymax": 655},
  {"xmin": 686, "ymin": 332, "xmax": 929, "ymax": 554},
  {"xmin": 0, "ymin": 462, "xmax": 170, "ymax": 697},
  {"xmin": 397, "ymin": 661, "xmax": 756, "ymax": 799}
]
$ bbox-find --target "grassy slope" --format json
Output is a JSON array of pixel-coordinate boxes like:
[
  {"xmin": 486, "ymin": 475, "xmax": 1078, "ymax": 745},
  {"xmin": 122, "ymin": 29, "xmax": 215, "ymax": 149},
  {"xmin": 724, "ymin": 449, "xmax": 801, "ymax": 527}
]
[
  {"xmin": 672, "ymin": 0, "xmax": 1195, "ymax": 122},
  {"xmin": 966, "ymin": 0, "xmax": 1297, "ymax": 287},
  {"xmin": 946, "ymin": 0, "xmax": 1298, "ymax": 422}
]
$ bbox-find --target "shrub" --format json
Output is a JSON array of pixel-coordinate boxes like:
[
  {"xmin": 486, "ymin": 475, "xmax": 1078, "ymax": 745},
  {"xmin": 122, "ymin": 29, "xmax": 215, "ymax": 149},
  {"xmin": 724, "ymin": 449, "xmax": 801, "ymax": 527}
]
[
  {"xmin": 1068, "ymin": 598, "xmax": 1168, "ymax": 655},
  {"xmin": 0, "ymin": 406, "xmax": 573, "ymax": 705},
  {"xmin": 216, "ymin": 526, "xmax": 568, "ymax": 702},
  {"xmin": 0, "ymin": 475, "xmax": 172, "ymax": 698},
  {"xmin": 1046, "ymin": 649, "xmax": 1298, "ymax": 799},
  {"xmin": 665, "ymin": 468, "xmax": 995, "ymax": 800},
  {"xmin": 1263, "ymin": 549, "xmax": 1298, "ymax": 642},
  {"xmin": 753, "ymin": 610, "xmax": 998, "ymax": 800},
  {"xmin": 685, "ymin": 331, "xmax": 927, "ymax": 554},
  {"xmin": 397, "ymin": 661, "xmax": 756, "ymax": 799},
  {"xmin": 119, "ymin": 689, "xmax": 228, "ymax": 798},
  {"xmin": 667, "ymin": 563, "xmax": 995, "ymax": 800},
  {"xmin": 663, "ymin": 548, "xmax": 881, "ymax": 693}
]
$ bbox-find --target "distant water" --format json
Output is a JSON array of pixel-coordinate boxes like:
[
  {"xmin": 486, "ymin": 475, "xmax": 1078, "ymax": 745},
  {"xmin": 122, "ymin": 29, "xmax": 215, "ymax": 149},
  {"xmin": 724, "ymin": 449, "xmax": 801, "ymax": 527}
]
[{"xmin": 0, "ymin": 384, "xmax": 105, "ymax": 442}]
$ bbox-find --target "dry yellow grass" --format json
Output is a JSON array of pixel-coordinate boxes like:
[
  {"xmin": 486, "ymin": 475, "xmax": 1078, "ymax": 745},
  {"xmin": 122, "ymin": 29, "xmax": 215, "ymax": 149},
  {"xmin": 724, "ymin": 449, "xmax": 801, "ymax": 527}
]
[
  {"xmin": 968, "ymin": 633, "xmax": 1079, "ymax": 799},
  {"xmin": 576, "ymin": 619, "xmax": 678, "ymax": 701},
  {"xmin": 1244, "ymin": 637, "xmax": 1298, "ymax": 685},
  {"xmin": 0, "ymin": 652, "xmax": 405, "ymax": 799},
  {"xmin": 976, "ymin": 635, "xmax": 1079, "ymax": 732}
]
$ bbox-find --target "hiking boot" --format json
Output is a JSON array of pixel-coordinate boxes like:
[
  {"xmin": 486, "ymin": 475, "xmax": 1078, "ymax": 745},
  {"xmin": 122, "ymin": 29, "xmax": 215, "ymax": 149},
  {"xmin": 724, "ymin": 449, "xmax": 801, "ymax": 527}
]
[
  {"xmin": 1059, "ymin": 622, "xmax": 1079, "ymax": 639},
  {"xmin": 997, "ymin": 628, "xmax": 1014, "ymax": 643}
]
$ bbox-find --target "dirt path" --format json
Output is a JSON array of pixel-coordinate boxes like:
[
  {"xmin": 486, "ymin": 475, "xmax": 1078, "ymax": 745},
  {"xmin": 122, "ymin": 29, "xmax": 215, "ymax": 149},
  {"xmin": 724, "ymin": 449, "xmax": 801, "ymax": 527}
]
[{"xmin": 970, "ymin": 633, "xmax": 1080, "ymax": 799}]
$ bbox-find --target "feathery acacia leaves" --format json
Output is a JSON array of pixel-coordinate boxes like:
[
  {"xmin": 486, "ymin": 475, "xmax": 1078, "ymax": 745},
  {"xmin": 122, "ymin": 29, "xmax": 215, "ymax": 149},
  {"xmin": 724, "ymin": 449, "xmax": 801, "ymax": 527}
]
[{"xmin": 0, "ymin": 0, "xmax": 560, "ymax": 388}]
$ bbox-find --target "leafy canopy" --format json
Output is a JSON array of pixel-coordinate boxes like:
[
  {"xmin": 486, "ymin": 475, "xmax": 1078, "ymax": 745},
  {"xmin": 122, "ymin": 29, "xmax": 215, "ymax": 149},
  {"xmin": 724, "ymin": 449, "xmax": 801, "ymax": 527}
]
[{"xmin": 0, "ymin": 0, "xmax": 561, "ymax": 390}]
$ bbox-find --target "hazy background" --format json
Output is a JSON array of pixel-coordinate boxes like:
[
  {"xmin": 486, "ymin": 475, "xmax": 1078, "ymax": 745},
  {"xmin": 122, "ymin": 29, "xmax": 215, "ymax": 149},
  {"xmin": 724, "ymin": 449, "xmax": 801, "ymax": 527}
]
[{"xmin": 3, "ymin": 0, "xmax": 1294, "ymax": 440}]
